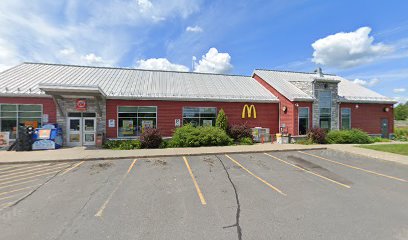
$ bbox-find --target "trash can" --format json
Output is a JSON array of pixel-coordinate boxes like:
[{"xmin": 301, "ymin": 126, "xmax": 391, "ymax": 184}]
[
  {"xmin": 96, "ymin": 133, "xmax": 104, "ymax": 148},
  {"xmin": 276, "ymin": 133, "xmax": 282, "ymax": 144}
]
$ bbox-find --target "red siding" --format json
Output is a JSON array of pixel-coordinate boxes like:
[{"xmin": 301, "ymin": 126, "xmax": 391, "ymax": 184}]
[
  {"xmin": 253, "ymin": 74, "xmax": 312, "ymax": 136},
  {"xmin": 340, "ymin": 103, "xmax": 394, "ymax": 134},
  {"xmin": 0, "ymin": 97, "xmax": 57, "ymax": 123},
  {"xmin": 106, "ymin": 99, "xmax": 279, "ymax": 137}
]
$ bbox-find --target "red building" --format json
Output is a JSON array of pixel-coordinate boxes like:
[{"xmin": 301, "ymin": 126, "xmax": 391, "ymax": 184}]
[{"xmin": 0, "ymin": 63, "xmax": 396, "ymax": 147}]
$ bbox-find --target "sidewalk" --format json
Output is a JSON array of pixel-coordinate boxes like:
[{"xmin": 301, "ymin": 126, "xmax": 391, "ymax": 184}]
[
  {"xmin": 327, "ymin": 143, "xmax": 408, "ymax": 166},
  {"xmin": 0, "ymin": 144, "xmax": 326, "ymax": 164}
]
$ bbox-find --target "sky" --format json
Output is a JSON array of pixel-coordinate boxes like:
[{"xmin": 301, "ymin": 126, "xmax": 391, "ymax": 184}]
[{"xmin": 0, "ymin": 0, "xmax": 407, "ymax": 103}]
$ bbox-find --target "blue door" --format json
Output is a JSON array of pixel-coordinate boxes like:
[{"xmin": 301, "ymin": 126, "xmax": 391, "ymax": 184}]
[{"xmin": 381, "ymin": 118, "xmax": 389, "ymax": 138}]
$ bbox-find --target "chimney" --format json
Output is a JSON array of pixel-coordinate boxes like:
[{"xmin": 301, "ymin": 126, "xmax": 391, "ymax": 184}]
[{"xmin": 315, "ymin": 67, "xmax": 323, "ymax": 77}]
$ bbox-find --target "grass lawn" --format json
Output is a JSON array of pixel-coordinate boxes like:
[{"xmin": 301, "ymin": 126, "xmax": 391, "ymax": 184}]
[{"xmin": 359, "ymin": 144, "xmax": 408, "ymax": 156}]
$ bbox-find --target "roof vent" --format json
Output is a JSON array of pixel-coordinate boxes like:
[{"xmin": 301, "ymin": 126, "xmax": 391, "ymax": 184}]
[{"xmin": 314, "ymin": 67, "xmax": 323, "ymax": 77}]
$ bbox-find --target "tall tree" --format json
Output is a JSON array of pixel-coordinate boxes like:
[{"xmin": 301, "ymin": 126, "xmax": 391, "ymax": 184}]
[{"xmin": 394, "ymin": 104, "xmax": 408, "ymax": 120}]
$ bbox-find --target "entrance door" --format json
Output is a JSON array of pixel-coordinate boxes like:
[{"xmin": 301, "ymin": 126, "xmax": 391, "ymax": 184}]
[
  {"xmin": 83, "ymin": 118, "xmax": 96, "ymax": 146},
  {"xmin": 381, "ymin": 118, "xmax": 389, "ymax": 138},
  {"xmin": 67, "ymin": 117, "xmax": 82, "ymax": 146},
  {"xmin": 67, "ymin": 116, "xmax": 97, "ymax": 146}
]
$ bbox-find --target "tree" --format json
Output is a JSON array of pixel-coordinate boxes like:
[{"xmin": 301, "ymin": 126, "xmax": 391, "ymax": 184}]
[
  {"xmin": 215, "ymin": 108, "xmax": 228, "ymax": 131},
  {"xmin": 394, "ymin": 104, "xmax": 408, "ymax": 120}
]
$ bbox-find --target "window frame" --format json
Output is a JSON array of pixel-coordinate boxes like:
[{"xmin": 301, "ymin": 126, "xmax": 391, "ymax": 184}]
[
  {"xmin": 318, "ymin": 90, "xmax": 332, "ymax": 130},
  {"xmin": 340, "ymin": 108, "xmax": 351, "ymax": 130},
  {"xmin": 298, "ymin": 107, "xmax": 309, "ymax": 135},
  {"xmin": 182, "ymin": 107, "xmax": 217, "ymax": 127},
  {"xmin": 116, "ymin": 106, "xmax": 158, "ymax": 138},
  {"xmin": 0, "ymin": 103, "xmax": 43, "ymax": 140}
]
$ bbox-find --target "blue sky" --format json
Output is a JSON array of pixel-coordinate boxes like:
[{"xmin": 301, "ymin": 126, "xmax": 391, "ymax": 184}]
[{"xmin": 0, "ymin": 0, "xmax": 407, "ymax": 103}]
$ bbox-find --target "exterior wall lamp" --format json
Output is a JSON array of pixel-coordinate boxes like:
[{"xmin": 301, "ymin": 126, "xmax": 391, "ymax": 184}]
[
  {"xmin": 355, "ymin": 104, "xmax": 359, "ymax": 109},
  {"xmin": 384, "ymin": 107, "xmax": 390, "ymax": 112},
  {"xmin": 282, "ymin": 106, "xmax": 288, "ymax": 113},
  {"xmin": 294, "ymin": 103, "xmax": 299, "ymax": 107}
]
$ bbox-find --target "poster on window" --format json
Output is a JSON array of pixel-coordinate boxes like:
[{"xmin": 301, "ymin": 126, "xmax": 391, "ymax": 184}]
[
  {"xmin": 202, "ymin": 120, "xmax": 213, "ymax": 127},
  {"xmin": 141, "ymin": 120, "xmax": 153, "ymax": 133},
  {"xmin": 122, "ymin": 120, "xmax": 134, "ymax": 135},
  {"xmin": 0, "ymin": 132, "xmax": 10, "ymax": 147}
]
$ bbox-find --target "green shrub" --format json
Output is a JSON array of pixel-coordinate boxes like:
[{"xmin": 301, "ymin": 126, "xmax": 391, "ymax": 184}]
[
  {"xmin": 228, "ymin": 123, "xmax": 252, "ymax": 141},
  {"xmin": 394, "ymin": 127, "xmax": 408, "ymax": 141},
  {"xmin": 239, "ymin": 137, "xmax": 253, "ymax": 145},
  {"xmin": 296, "ymin": 138, "xmax": 314, "ymax": 145},
  {"xmin": 169, "ymin": 124, "xmax": 233, "ymax": 147},
  {"xmin": 215, "ymin": 108, "xmax": 228, "ymax": 131},
  {"xmin": 370, "ymin": 137, "xmax": 391, "ymax": 143},
  {"xmin": 140, "ymin": 128, "xmax": 163, "ymax": 148},
  {"xmin": 103, "ymin": 140, "xmax": 142, "ymax": 150},
  {"xmin": 326, "ymin": 129, "xmax": 373, "ymax": 144},
  {"xmin": 307, "ymin": 128, "xmax": 327, "ymax": 144}
]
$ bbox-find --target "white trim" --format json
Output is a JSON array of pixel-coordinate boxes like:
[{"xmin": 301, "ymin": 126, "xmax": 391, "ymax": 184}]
[{"xmin": 297, "ymin": 107, "xmax": 309, "ymax": 135}]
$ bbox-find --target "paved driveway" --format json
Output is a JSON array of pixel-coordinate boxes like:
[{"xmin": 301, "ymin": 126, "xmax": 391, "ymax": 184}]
[{"xmin": 0, "ymin": 150, "xmax": 407, "ymax": 240}]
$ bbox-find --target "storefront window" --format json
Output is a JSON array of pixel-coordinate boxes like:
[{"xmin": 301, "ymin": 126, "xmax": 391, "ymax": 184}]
[
  {"xmin": 318, "ymin": 91, "xmax": 332, "ymax": 130},
  {"xmin": 341, "ymin": 108, "xmax": 351, "ymax": 130},
  {"xmin": 183, "ymin": 107, "xmax": 217, "ymax": 126},
  {"xmin": 0, "ymin": 104, "xmax": 42, "ymax": 139},
  {"xmin": 298, "ymin": 107, "xmax": 309, "ymax": 135},
  {"xmin": 117, "ymin": 106, "xmax": 157, "ymax": 137}
]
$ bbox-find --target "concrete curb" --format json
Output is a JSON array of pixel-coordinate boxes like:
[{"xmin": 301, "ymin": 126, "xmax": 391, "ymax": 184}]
[{"xmin": 0, "ymin": 147, "xmax": 327, "ymax": 165}]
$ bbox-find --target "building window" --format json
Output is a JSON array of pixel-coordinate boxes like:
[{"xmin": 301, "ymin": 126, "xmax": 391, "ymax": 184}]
[
  {"xmin": 0, "ymin": 104, "xmax": 43, "ymax": 139},
  {"xmin": 183, "ymin": 107, "xmax": 217, "ymax": 127},
  {"xmin": 298, "ymin": 107, "xmax": 309, "ymax": 135},
  {"xmin": 341, "ymin": 108, "xmax": 351, "ymax": 130},
  {"xmin": 318, "ymin": 90, "xmax": 332, "ymax": 130},
  {"xmin": 117, "ymin": 106, "xmax": 157, "ymax": 137}
]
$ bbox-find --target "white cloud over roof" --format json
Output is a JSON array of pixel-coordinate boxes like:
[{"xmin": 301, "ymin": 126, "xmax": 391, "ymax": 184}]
[
  {"xmin": 194, "ymin": 48, "xmax": 233, "ymax": 74},
  {"xmin": 136, "ymin": 58, "xmax": 189, "ymax": 72},
  {"xmin": 312, "ymin": 27, "xmax": 393, "ymax": 68}
]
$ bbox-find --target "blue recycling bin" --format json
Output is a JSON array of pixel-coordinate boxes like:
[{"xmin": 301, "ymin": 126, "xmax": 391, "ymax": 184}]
[{"xmin": 32, "ymin": 124, "xmax": 63, "ymax": 150}]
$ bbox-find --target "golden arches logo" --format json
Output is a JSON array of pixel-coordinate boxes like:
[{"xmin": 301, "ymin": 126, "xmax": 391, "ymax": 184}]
[{"xmin": 242, "ymin": 104, "xmax": 257, "ymax": 119}]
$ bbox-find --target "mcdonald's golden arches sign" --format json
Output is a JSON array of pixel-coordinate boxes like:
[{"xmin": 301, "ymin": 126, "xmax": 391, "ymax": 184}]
[{"xmin": 242, "ymin": 104, "xmax": 257, "ymax": 119}]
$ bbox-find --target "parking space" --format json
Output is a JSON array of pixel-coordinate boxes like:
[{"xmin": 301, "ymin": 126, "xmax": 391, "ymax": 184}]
[{"xmin": 0, "ymin": 150, "xmax": 407, "ymax": 240}]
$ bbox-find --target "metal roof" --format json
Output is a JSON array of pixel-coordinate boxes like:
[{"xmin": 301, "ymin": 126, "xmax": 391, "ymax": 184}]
[
  {"xmin": 0, "ymin": 63, "xmax": 278, "ymax": 103},
  {"xmin": 253, "ymin": 69, "xmax": 396, "ymax": 104},
  {"xmin": 253, "ymin": 70, "xmax": 315, "ymax": 101}
]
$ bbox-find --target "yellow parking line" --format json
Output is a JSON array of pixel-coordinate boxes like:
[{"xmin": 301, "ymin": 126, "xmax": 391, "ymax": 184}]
[
  {"xmin": 0, "ymin": 184, "xmax": 40, "ymax": 197},
  {"xmin": 264, "ymin": 153, "xmax": 351, "ymax": 189},
  {"xmin": 0, "ymin": 170, "xmax": 61, "ymax": 186},
  {"xmin": 225, "ymin": 154, "xmax": 286, "ymax": 196},
  {"xmin": 0, "ymin": 166, "xmax": 22, "ymax": 172},
  {"xmin": 0, "ymin": 164, "xmax": 70, "ymax": 181},
  {"xmin": 0, "ymin": 179, "xmax": 38, "ymax": 190},
  {"xmin": 95, "ymin": 159, "xmax": 137, "ymax": 217},
  {"xmin": 183, "ymin": 156, "xmax": 207, "ymax": 205},
  {"xmin": 0, "ymin": 163, "xmax": 69, "ymax": 180},
  {"xmin": 0, "ymin": 163, "xmax": 51, "ymax": 175},
  {"xmin": 60, "ymin": 161, "xmax": 85, "ymax": 176},
  {"xmin": 299, "ymin": 151, "xmax": 407, "ymax": 183},
  {"xmin": 0, "ymin": 192, "xmax": 27, "ymax": 201}
]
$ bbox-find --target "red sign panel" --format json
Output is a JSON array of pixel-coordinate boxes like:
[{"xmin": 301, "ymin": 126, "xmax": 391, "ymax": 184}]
[{"xmin": 76, "ymin": 99, "xmax": 87, "ymax": 111}]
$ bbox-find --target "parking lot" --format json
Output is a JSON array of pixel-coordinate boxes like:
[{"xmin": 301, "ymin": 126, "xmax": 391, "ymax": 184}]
[{"xmin": 0, "ymin": 149, "xmax": 407, "ymax": 240}]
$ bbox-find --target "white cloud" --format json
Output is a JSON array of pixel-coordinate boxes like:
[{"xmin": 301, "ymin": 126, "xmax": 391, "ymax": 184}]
[
  {"xmin": 393, "ymin": 88, "xmax": 406, "ymax": 93},
  {"xmin": 312, "ymin": 27, "xmax": 394, "ymax": 68},
  {"xmin": 136, "ymin": 58, "xmax": 189, "ymax": 71},
  {"xmin": 0, "ymin": 0, "xmax": 201, "ymax": 69},
  {"xmin": 194, "ymin": 48, "xmax": 233, "ymax": 74},
  {"xmin": 186, "ymin": 26, "xmax": 203, "ymax": 33},
  {"xmin": 353, "ymin": 78, "xmax": 380, "ymax": 87}
]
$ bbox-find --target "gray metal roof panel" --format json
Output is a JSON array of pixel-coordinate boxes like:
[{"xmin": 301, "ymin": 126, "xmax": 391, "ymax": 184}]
[
  {"xmin": 254, "ymin": 69, "xmax": 396, "ymax": 104},
  {"xmin": 0, "ymin": 63, "xmax": 278, "ymax": 102}
]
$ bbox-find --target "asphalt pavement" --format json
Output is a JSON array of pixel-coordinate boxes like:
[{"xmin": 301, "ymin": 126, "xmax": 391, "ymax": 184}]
[{"xmin": 0, "ymin": 149, "xmax": 407, "ymax": 240}]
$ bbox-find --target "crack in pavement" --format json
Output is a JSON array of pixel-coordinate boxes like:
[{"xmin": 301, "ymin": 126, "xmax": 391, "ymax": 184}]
[{"xmin": 216, "ymin": 155, "xmax": 242, "ymax": 240}]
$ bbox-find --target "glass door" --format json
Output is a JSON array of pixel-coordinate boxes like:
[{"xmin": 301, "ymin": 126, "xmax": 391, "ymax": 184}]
[
  {"xmin": 67, "ymin": 117, "xmax": 82, "ymax": 146},
  {"xmin": 83, "ymin": 118, "xmax": 96, "ymax": 146}
]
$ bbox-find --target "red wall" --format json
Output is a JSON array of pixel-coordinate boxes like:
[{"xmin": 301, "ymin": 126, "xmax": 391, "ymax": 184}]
[
  {"xmin": 106, "ymin": 99, "xmax": 279, "ymax": 137},
  {"xmin": 253, "ymin": 74, "xmax": 313, "ymax": 136},
  {"xmin": 0, "ymin": 97, "xmax": 57, "ymax": 123},
  {"xmin": 339, "ymin": 103, "xmax": 394, "ymax": 135}
]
